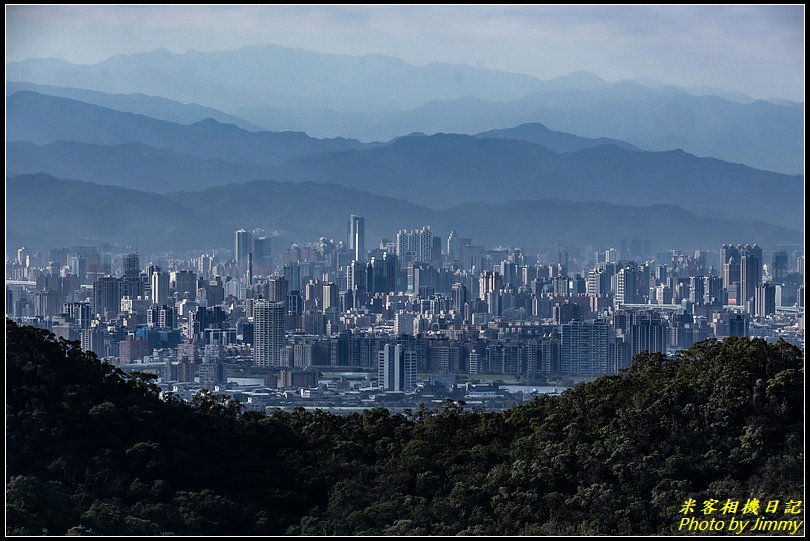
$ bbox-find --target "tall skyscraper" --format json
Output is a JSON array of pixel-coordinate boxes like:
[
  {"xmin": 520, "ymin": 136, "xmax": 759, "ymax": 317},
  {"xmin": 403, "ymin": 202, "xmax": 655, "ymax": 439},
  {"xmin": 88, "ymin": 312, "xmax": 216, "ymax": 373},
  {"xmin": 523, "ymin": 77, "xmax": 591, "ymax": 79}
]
[
  {"xmin": 34, "ymin": 289, "xmax": 60, "ymax": 318},
  {"xmin": 121, "ymin": 253, "xmax": 143, "ymax": 299},
  {"xmin": 252, "ymin": 231, "xmax": 272, "ymax": 276},
  {"xmin": 266, "ymin": 276, "xmax": 289, "ymax": 309},
  {"xmin": 322, "ymin": 282, "xmax": 339, "ymax": 312},
  {"xmin": 689, "ymin": 276, "xmax": 706, "ymax": 305},
  {"xmin": 754, "ymin": 283, "xmax": 776, "ymax": 317},
  {"xmin": 347, "ymin": 260, "xmax": 367, "ymax": 292},
  {"xmin": 720, "ymin": 243, "xmax": 741, "ymax": 292},
  {"xmin": 122, "ymin": 253, "xmax": 140, "ymax": 280},
  {"xmin": 451, "ymin": 282, "xmax": 468, "ymax": 312},
  {"xmin": 447, "ymin": 230, "xmax": 459, "ymax": 262},
  {"xmin": 93, "ymin": 276, "xmax": 121, "ymax": 320},
  {"xmin": 771, "ymin": 250, "xmax": 788, "ymax": 281},
  {"xmin": 703, "ymin": 276, "xmax": 723, "ymax": 305},
  {"xmin": 253, "ymin": 300, "xmax": 285, "ymax": 367},
  {"xmin": 615, "ymin": 266, "xmax": 640, "ymax": 305},
  {"xmin": 349, "ymin": 215, "xmax": 365, "ymax": 263},
  {"xmin": 151, "ymin": 271, "xmax": 171, "ymax": 306},
  {"xmin": 739, "ymin": 245, "xmax": 762, "ymax": 308},
  {"xmin": 378, "ymin": 343, "xmax": 417, "ymax": 391},
  {"xmin": 282, "ymin": 263, "xmax": 301, "ymax": 292},
  {"xmin": 234, "ymin": 229, "xmax": 252, "ymax": 271},
  {"xmin": 479, "ymin": 270, "xmax": 502, "ymax": 301}
]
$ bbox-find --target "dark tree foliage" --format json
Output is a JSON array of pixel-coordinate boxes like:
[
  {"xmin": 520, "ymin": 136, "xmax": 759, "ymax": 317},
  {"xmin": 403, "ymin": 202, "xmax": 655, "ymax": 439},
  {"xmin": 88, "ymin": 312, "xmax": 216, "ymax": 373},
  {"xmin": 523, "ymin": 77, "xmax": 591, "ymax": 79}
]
[{"xmin": 6, "ymin": 320, "xmax": 804, "ymax": 535}]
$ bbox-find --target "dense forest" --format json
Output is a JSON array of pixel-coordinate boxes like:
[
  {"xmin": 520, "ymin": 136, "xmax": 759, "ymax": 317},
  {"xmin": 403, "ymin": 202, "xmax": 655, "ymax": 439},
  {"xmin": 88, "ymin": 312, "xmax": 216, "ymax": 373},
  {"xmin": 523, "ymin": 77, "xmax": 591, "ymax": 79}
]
[{"xmin": 6, "ymin": 319, "xmax": 804, "ymax": 535}]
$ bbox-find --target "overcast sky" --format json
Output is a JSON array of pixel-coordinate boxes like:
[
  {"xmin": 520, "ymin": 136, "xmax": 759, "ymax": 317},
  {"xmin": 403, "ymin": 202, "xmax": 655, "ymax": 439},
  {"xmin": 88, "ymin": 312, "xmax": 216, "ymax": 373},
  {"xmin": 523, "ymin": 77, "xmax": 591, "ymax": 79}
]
[{"xmin": 5, "ymin": 5, "xmax": 805, "ymax": 101}]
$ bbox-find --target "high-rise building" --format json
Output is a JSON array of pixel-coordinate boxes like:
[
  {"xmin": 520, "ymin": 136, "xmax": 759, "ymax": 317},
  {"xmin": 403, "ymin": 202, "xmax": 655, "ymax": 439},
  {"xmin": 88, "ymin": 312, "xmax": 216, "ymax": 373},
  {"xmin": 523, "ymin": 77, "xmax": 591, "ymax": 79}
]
[
  {"xmin": 396, "ymin": 226, "xmax": 433, "ymax": 267},
  {"xmin": 720, "ymin": 244, "xmax": 742, "ymax": 291},
  {"xmin": 587, "ymin": 269, "xmax": 610, "ymax": 296},
  {"xmin": 159, "ymin": 305, "xmax": 177, "ymax": 329},
  {"xmin": 451, "ymin": 282, "xmax": 468, "ymax": 312},
  {"xmin": 754, "ymin": 283, "xmax": 776, "ymax": 317},
  {"xmin": 170, "ymin": 270, "xmax": 197, "ymax": 301},
  {"xmin": 93, "ymin": 276, "xmax": 121, "ymax": 320},
  {"xmin": 264, "ymin": 275, "xmax": 289, "ymax": 312},
  {"xmin": 304, "ymin": 279, "xmax": 323, "ymax": 310},
  {"xmin": 739, "ymin": 248, "xmax": 762, "ymax": 308},
  {"xmin": 560, "ymin": 320, "xmax": 610, "ymax": 376},
  {"xmin": 122, "ymin": 254, "xmax": 140, "ymax": 279},
  {"xmin": 33, "ymin": 289, "xmax": 60, "ymax": 318},
  {"xmin": 378, "ymin": 343, "xmax": 417, "ymax": 391},
  {"xmin": 151, "ymin": 271, "xmax": 171, "ymax": 306},
  {"xmin": 447, "ymin": 230, "xmax": 460, "ymax": 263},
  {"xmin": 322, "ymin": 282, "xmax": 339, "ymax": 312},
  {"xmin": 500, "ymin": 261, "xmax": 518, "ymax": 288},
  {"xmin": 287, "ymin": 290, "xmax": 303, "ymax": 317},
  {"xmin": 703, "ymin": 276, "xmax": 723, "ymax": 305},
  {"xmin": 121, "ymin": 253, "xmax": 143, "ymax": 300},
  {"xmin": 63, "ymin": 302, "xmax": 91, "ymax": 328},
  {"xmin": 432, "ymin": 235, "xmax": 443, "ymax": 266},
  {"xmin": 629, "ymin": 311, "xmax": 666, "ymax": 358},
  {"xmin": 615, "ymin": 266, "xmax": 640, "ymax": 305},
  {"xmin": 771, "ymin": 250, "xmax": 788, "ymax": 281},
  {"xmin": 349, "ymin": 215, "xmax": 365, "ymax": 263},
  {"xmin": 252, "ymin": 230, "xmax": 272, "ymax": 276},
  {"xmin": 234, "ymin": 229, "xmax": 252, "ymax": 271},
  {"xmin": 382, "ymin": 252, "xmax": 398, "ymax": 293},
  {"xmin": 689, "ymin": 276, "xmax": 706, "ymax": 305},
  {"xmin": 282, "ymin": 263, "xmax": 301, "ymax": 292},
  {"xmin": 394, "ymin": 313, "xmax": 415, "ymax": 336},
  {"xmin": 347, "ymin": 260, "xmax": 367, "ymax": 292},
  {"xmin": 720, "ymin": 244, "xmax": 741, "ymax": 267},
  {"xmin": 253, "ymin": 300, "xmax": 285, "ymax": 367},
  {"xmin": 479, "ymin": 270, "xmax": 502, "ymax": 301}
]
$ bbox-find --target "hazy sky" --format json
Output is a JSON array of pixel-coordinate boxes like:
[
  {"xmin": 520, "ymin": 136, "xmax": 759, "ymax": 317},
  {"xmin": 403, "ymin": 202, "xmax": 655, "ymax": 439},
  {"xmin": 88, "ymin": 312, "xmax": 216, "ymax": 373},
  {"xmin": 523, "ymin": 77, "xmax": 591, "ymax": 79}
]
[{"xmin": 5, "ymin": 5, "xmax": 805, "ymax": 101}]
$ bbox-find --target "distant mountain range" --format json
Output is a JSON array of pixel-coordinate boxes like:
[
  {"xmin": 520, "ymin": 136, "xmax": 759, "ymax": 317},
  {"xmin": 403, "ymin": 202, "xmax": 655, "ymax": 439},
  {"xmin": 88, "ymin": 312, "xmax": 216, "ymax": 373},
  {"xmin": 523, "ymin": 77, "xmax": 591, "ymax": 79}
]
[
  {"xmin": 7, "ymin": 174, "xmax": 220, "ymax": 251},
  {"xmin": 8, "ymin": 174, "xmax": 802, "ymax": 253},
  {"xmin": 269, "ymin": 134, "xmax": 802, "ymax": 231},
  {"xmin": 7, "ymin": 43, "xmax": 803, "ymax": 173},
  {"xmin": 6, "ymin": 46, "xmax": 804, "ymax": 257},
  {"xmin": 7, "ymin": 91, "xmax": 802, "ymax": 231},
  {"xmin": 7, "ymin": 91, "xmax": 370, "ymax": 167},
  {"xmin": 237, "ymin": 84, "xmax": 803, "ymax": 174},
  {"xmin": 6, "ymin": 81, "xmax": 261, "ymax": 131},
  {"xmin": 474, "ymin": 123, "xmax": 640, "ymax": 153},
  {"xmin": 7, "ymin": 140, "xmax": 276, "ymax": 193},
  {"xmin": 6, "ymin": 44, "xmax": 551, "ymax": 111}
]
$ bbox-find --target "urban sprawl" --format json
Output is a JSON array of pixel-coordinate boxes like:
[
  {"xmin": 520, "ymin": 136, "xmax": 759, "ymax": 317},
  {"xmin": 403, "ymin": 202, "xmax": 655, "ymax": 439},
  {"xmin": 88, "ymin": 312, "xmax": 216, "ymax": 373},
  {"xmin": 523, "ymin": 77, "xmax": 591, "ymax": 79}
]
[{"xmin": 6, "ymin": 216, "xmax": 804, "ymax": 413}]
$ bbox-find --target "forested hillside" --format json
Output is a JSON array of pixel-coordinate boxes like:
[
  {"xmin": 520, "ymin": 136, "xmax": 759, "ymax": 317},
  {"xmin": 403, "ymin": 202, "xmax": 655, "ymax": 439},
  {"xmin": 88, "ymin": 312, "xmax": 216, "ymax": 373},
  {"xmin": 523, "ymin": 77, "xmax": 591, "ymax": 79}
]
[{"xmin": 6, "ymin": 320, "xmax": 803, "ymax": 535}]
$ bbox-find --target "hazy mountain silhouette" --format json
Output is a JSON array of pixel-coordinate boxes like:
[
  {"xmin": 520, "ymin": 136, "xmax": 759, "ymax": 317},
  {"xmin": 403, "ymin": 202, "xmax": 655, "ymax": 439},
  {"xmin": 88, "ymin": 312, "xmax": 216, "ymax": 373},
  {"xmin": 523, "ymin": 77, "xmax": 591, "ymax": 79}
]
[
  {"xmin": 8, "ymin": 140, "xmax": 276, "ymax": 193},
  {"xmin": 8, "ymin": 44, "xmax": 801, "ymax": 173},
  {"xmin": 6, "ymin": 81, "xmax": 260, "ymax": 130},
  {"xmin": 237, "ymin": 84, "xmax": 802, "ymax": 174},
  {"xmin": 7, "ymin": 91, "xmax": 372, "ymax": 166},
  {"xmin": 6, "ymin": 44, "xmax": 555, "ymax": 111},
  {"xmin": 7, "ymin": 174, "xmax": 226, "ymax": 252},
  {"xmin": 475, "ymin": 123, "xmax": 640, "ymax": 152},
  {"xmin": 8, "ymin": 102, "xmax": 802, "ymax": 232},
  {"xmin": 9, "ymin": 174, "xmax": 801, "ymax": 253},
  {"xmin": 268, "ymin": 133, "xmax": 803, "ymax": 230}
]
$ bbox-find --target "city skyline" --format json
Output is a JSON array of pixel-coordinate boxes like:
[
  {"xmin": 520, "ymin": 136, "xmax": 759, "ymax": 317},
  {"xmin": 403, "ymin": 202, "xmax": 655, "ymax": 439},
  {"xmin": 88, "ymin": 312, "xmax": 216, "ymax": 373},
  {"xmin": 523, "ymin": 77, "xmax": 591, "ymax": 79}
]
[{"xmin": 8, "ymin": 216, "xmax": 804, "ymax": 372}]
